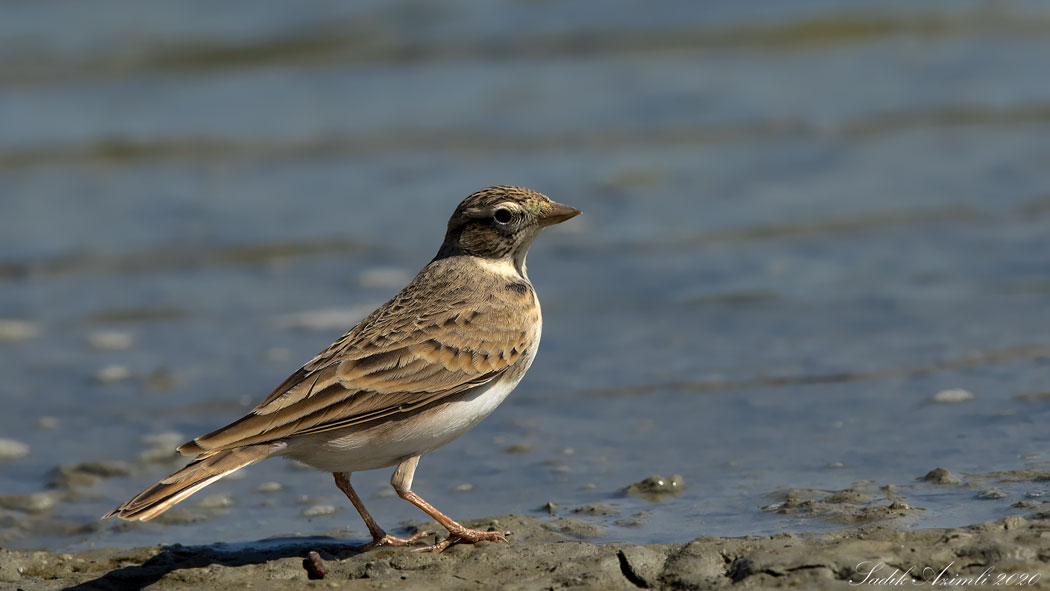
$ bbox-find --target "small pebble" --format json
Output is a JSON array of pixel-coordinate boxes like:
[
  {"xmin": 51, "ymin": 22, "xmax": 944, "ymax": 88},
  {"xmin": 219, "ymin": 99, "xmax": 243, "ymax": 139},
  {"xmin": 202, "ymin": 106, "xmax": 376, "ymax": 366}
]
[
  {"xmin": 625, "ymin": 474, "xmax": 686, "ymax": 500},
  {"xmin": 452, "ymin": 483, "xmax": 475, "ymax": 493},
  {"xmin": 977, "ymin": 488, "xmax": 1008, "ymax": 500},
  {"xmin": 303, "ymin": 550, "xmax": 327, "ymax": 580},
  {"xmin": 302, "ymin": 505, "xmax": 338, "ymax": 517},
  {"xmin": 827, "ymin": 461, "xmax": 846, "ymax": 469},
  {"xmin": 0, "ymin": 438, "xmax": 30, "ymax": 461},
  {"xmin": 540, "ymin": 501, "xmax": 558, "ymax": 515},
  {"xmin": 95, "ymin": 365, "xmax": 131, "ymax": 383},
  {"xmin": 504, "ymin": 444, "xmax": 534, "ymax": 454},
  {"xmin": 87, "ymin": 331, "xmax": 133, "ymax": 351},
  {"xmin": 932, "ymin": 388, "xmax": 975, "ymax": 403},
  {"xmin": 0, "ymin": 319, "xmax": 39, "ymax": 341},
  {"xmin": 921, "ymin": 467, "xmax": 961, "ymax": 484},
  {"xmin": 257, "ymin": 481, "xmax": 283, "ymax": 493}
]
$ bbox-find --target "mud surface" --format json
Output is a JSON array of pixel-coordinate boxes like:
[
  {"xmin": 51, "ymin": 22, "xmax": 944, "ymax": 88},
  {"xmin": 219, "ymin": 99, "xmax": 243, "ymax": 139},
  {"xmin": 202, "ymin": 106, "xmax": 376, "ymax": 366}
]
[{"xmin": 3, "ymin": 513, "xmax": 1049, "ymax": 590}]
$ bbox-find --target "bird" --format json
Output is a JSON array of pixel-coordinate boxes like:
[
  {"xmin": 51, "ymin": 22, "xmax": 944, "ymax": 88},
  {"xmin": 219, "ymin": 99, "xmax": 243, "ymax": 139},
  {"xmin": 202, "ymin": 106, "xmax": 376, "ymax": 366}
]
[{"xmin": 104, "ymin": 186, "xmax": 580, "ymax": 552}]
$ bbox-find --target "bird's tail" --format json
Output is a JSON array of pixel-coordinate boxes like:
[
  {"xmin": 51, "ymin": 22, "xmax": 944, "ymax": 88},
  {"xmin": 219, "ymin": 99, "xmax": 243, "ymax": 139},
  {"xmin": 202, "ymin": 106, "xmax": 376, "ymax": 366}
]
[{"xmin": 103, "ymin": 443, "xmax": 281, "ymax": 521}]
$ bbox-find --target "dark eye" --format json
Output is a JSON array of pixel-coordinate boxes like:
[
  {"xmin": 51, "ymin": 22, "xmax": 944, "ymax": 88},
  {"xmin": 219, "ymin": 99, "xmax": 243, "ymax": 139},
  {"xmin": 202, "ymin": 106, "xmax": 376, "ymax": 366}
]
[{"xmin": 493, "ymin": 208, "xmax": 513, "ymax": 224}]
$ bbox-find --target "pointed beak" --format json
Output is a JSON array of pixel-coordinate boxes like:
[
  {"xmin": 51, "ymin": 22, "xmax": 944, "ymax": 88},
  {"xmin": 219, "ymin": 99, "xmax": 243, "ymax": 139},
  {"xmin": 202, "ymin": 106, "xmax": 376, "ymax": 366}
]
[{"xmin": 540, "ymin": 201, "xmax": 582, "ymax": 227}]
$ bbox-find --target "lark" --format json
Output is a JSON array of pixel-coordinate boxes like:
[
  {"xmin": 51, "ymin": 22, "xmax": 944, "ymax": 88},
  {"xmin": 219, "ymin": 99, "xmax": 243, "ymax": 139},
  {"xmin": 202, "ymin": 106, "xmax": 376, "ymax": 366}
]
[{"xmin": 105, "ymin": 186, "xmax": 580, "ymax": 552}]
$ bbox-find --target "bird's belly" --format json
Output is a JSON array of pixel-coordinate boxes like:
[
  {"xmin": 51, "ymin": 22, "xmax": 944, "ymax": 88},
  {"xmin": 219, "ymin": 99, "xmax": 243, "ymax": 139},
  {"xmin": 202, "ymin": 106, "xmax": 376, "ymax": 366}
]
[{"xmin": 281, "ymin": 373, "xmax": 524, "ymax": 473}]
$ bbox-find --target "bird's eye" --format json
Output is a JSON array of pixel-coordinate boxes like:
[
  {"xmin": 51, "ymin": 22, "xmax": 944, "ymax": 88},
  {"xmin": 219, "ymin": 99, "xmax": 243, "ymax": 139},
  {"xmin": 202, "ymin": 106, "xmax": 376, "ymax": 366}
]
[{"xmin": 493, "ymin": 208, "xmax": 513, "ymax": 224}]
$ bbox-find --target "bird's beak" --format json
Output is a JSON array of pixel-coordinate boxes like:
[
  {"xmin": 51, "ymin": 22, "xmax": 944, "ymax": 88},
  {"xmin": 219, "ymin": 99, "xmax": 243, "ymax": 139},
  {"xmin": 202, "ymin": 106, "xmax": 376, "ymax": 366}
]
[{"xmin": 540, "ymin": 201, "xmax": 582, "ymax": 227}]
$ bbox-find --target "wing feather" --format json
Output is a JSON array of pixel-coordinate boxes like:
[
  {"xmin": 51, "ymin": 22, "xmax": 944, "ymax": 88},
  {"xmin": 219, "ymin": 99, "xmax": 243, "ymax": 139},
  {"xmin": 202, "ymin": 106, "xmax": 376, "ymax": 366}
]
[
  {"xmin": 178, "ymin": 261, "xmax": 535, "ymax": 456},
  {"xmin": 185, "ymin": 325, "xmax": 528, "ymax": 453}
]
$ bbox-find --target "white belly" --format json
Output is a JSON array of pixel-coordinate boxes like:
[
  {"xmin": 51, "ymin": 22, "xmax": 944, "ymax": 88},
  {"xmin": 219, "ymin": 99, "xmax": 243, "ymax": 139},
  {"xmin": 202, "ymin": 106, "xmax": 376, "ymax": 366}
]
[{"xmin": 281, "ymin": 370, "xmax": 526, "ymax": 473}]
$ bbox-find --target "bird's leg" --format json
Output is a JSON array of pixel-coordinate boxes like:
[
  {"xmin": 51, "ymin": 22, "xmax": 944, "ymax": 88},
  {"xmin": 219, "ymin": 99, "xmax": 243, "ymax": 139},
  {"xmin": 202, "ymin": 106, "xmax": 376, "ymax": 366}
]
[
  {"xmin": 390, "ymin": 456, "xmax": 511, "ymax": 552},
  {"xmin": 332, "ymin": 472, "xmax": 433, "ymax": 548}
]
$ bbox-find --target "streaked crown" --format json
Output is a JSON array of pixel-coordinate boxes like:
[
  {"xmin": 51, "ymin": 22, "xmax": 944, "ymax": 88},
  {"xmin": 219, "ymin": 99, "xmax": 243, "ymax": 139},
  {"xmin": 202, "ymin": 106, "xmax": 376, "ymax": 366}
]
[{"xmin": 436, "ymin": 186, "xmax": 580, "ymax": 261}]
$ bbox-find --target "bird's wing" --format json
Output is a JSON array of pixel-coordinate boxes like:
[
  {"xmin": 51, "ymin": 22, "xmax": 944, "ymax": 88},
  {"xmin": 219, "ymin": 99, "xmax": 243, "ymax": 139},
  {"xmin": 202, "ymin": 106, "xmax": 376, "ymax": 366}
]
[{"xmin": 179, "ymin": 277, "xmax": 533, "ymax": 454}]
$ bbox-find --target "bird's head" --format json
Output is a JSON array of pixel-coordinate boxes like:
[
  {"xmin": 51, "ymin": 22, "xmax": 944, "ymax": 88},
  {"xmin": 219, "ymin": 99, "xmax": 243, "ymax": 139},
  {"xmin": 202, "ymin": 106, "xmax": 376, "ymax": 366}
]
[{"xmin": 437, "ymin": 186, "xmax": 580, "ymax": 269}]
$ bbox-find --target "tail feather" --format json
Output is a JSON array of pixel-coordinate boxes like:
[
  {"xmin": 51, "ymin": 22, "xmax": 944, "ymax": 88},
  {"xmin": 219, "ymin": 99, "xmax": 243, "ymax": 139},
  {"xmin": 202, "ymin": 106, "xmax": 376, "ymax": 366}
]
[{"xmin": 103, "ymin": 443, "xmax": 282, "ymax": 521}]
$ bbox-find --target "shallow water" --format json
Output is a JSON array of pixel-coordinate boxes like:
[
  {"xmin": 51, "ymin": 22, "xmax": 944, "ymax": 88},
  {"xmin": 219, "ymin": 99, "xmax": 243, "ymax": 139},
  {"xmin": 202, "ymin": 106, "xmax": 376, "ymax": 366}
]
[{"xmin": 3, "ymin": 0, "xmax": 1050, "ymax": 552}]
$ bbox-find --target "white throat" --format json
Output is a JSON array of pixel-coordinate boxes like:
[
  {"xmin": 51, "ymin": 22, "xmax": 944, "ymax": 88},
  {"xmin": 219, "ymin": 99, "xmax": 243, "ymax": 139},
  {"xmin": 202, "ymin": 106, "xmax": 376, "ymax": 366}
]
[{"xmin": 475, "ymin": 254, "xmax": 528, "ymax": 281}]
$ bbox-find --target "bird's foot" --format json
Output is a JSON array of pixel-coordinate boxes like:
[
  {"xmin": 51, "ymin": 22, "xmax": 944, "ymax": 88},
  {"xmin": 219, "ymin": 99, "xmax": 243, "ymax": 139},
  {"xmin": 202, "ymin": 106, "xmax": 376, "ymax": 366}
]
[
  {"xmin": 414, "ymin": 527, "xmax": 511, "ymax": 552},
  {"xmin": 358, "ymin": 529, "xmax": 435, "ymax": 550}
]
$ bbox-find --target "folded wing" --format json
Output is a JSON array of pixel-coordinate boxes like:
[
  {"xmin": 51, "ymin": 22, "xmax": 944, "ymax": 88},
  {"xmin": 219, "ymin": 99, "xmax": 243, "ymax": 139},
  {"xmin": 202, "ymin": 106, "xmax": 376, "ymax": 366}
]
[{"xmin": 179, "ymin": 306, "xmax": 529, "ymax": 454}]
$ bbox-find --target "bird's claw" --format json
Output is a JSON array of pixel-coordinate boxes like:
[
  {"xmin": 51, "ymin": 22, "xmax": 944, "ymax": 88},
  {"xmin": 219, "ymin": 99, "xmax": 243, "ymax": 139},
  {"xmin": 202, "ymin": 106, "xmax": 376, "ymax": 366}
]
[
  {"xmin": 359, "ymin": 529, "xmax": 436, "ymax": 550},
  {"xmin": 414, "ymin": 528, "xmax": 512, "ymax": 552}
]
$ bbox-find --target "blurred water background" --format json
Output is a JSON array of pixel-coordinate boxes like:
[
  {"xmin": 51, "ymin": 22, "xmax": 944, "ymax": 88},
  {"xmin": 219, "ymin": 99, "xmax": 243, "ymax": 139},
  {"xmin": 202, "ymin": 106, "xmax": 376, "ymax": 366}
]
[{"xmin": 3, "ymin": 0, "xmax": 1050, "ymax": 552}]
